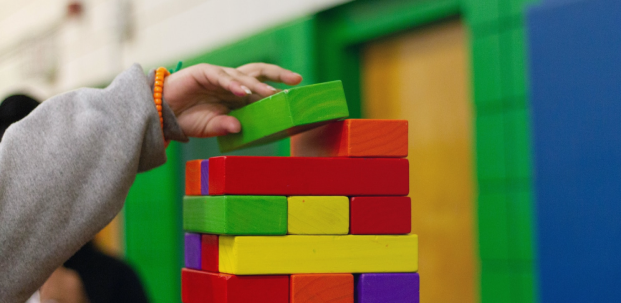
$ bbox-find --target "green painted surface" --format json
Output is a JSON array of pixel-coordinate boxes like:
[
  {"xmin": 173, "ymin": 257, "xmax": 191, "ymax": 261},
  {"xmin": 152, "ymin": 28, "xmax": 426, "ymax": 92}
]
[
  {"xmin": 481, "ymin": 260, "xmax": 513, "ymax": 303},
  {"xmin": 472, "ymin": 31, "xmax": 504, "ymax": 113},
  {"xmin": 125, "ymin": 142, "xmax": 183, "ymax": 303},
  {"xmin": 463, "ymin": 0, "xmax": 501, "ymax": 27},
  {"xmin": 504, "ymin": 108, "xmax": 533, "ymax": 181},
  {"xmin": 217, "ymin": 81, "xmax": 349, "ymax": 152},
  {"xmin": 500, "ymin": 24, "xmax": 530, "ymax": 108},
  {"xmin": 510, "ymin": 261, "xmax": 538, "ymax": 303},
  {"xmin": 476, "ymin": 112, "xmax": 507, "ymax": 181},
  {"xmin": 507, "ymin": 189, "xmax": 535, "ymax": 261},
  {"xmin": 478, "ymin": 192, "xmax": 510, "ymax": 260},
  {"xmin": 183, "ymin": 195, "xmax": 287, "ymax": 235}
]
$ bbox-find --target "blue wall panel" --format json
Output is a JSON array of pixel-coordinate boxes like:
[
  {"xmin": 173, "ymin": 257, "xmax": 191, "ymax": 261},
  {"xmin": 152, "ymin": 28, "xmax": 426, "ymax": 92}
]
[{"xmin": 528, "ymin": 0, "xmax": 621, "ymax": 301}]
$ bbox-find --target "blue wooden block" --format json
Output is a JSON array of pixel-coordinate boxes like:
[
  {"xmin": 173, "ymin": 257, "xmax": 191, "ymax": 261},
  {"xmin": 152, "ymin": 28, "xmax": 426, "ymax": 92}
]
[
  {"xmin": 355, "ymin": 273, "xmax": 419, "ymax": 303},
  {"xmin": 528, "ymin": 0, "xmax": 621, "ymax": 301}
]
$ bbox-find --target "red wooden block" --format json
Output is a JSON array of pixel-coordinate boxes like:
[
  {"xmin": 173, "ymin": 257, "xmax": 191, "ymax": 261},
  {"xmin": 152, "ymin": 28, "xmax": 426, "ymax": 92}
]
[
  {"xmin": 291, "ymin": 274, "xmax": 354, "ymax": 303},
  {"xmin": 201, "ymin": 235, "xmax": 219, "ymax": 272},
  {"xmin": 208, "ymin": 156, "xmax": 409, "ymax": 196},
  {"xmin": 350, "ymin": 197, "xmax": 411, "ymax": 234},
  {"xmin": 186, "ymin": 160, "xmax": 202, "ymax": 195},
  {"xmin": 291, "ymin": 119, "xmax": 408, "ymax": 158},
  {"xmin": 181, "ymin": 268, "xmax": 289, "ymax": 303}
]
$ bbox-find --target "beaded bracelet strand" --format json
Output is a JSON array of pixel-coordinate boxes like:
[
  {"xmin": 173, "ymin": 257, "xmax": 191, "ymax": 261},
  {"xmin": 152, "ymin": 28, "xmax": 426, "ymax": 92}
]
[
  {"xmin": 154, "ymin": 67, "xmax": 171, "ymax": 148},
  {"xmin": 153, "ymin": 61, "xmax": 182, "ymax": 147},
  {"xmin": 153, "ymin": 67, "xmax": 169, "ymax": 130}
]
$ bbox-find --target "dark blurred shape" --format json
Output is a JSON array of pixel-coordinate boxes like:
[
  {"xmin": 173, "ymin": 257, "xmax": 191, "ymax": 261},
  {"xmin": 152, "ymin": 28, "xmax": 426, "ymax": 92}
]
[
  {"xmin": 0, "ymin": 94, "xmax": 40, "ymax": 142},
  {"xmin": 64, "ymin": 242, "xmax": 150, "ymax": 303}
]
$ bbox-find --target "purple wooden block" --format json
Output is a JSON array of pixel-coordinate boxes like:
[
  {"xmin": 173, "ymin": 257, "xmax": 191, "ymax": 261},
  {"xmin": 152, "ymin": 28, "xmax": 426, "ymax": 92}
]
[
  {"xmin": 184, "ymin": 233, "xmax": 201, "ymax": 269},
  {"xmin": 355, "ymin": 273, "xmax": 419, "ymax": 303},
  {"xmin": 200, "ymin": 159, "xmax": 209, "ymax": 195}
]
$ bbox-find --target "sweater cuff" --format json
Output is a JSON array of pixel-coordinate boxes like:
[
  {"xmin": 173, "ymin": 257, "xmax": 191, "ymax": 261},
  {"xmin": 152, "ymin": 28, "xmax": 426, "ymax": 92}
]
[{"xmin": 147, "ymin": 69, "xmax": 189, "ymax": 143}]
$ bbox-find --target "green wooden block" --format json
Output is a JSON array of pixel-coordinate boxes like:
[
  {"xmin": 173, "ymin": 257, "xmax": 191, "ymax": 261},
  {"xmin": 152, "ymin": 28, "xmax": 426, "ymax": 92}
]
[
  {"xmin": 504, "ymin": 109, "xmax": 533, "ymax": 181},
  {"xmin": 217, "ymin": 81, "xmax": 349, "ymax": 152},
  {"xmin": 481, "ymin": 260, "xmax": 512, "ymax": 303},
  {"xmin": 472, "ymin": 32, "xmax": 504, "ymax": 113},
  {"xmin": 478, "ymin": 192, "xmax": 510, "ymax": 260},
  {"xmin": 183, "ymin": 195, "xmax": 287, "ymax": 235},
  {"xmin": 476, "ymin": 112, "xmax": 507, "ymax": 181},
  {"xmin": 507, "ymin": 189, "xmax": 536, "ymax": 261},
  {"xmin": 510, "ymin": 261, "xmax": 539, "ymax": 303}
]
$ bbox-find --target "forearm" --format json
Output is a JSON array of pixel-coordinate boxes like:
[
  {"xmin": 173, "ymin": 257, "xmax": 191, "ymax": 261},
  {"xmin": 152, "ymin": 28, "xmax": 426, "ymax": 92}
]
[{"xmin": 0, "ymin": 64, "xmax": 184, "ymax": 302}]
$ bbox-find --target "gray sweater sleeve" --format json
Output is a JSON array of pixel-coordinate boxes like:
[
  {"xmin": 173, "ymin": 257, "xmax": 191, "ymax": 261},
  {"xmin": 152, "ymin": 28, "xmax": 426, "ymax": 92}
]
[{"xmin": 0, "ymin": 64, "xmax": 186, "ymax": 303}]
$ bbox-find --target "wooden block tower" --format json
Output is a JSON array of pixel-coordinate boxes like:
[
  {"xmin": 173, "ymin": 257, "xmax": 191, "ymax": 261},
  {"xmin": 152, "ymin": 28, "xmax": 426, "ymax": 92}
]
[{"xmin": 182, "ymin": 81, "xmax": 419, "ymax": 303}]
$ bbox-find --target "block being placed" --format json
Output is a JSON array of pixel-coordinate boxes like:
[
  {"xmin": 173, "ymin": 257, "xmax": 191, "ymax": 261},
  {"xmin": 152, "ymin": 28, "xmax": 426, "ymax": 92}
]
[
  {"xmin": 208, "ymin": 156, "xmax": 409, "ymax": 196},
  {"xmin": 291, "ymin": 119, "xmax": 408, "ymax": 157},
  {"xmin": 291, "ymin": 274, "xmax": 354, "ymax": 303},
  {"xmin": 350, "ymin": 197, "xmax": 411, "ymax": 234},
  {"xmin": 201, "ymin": 235, "xmax": 219, "ymax": 272},
  {"xmin": 185, "ymin": 233, "xmax": 201, "ymax": 270},
  {"xmin": 183, "ymin": 195, "xmax": 287, "ymax": 235},
  {"xmin": 185, "ymin": 160, "xmax": 209, "ymax": 195},
  {"xmin": 217, "ymin": 81, "xmax": 348, "ymax": 152},
  {"xmin": 181, "ymin": 268, "xmax": 288, "ymax": 303},
  {"xmin": 218, "ymin": 235, "xmax": 418, "ymax": 275},
  {"xmin": 355, "ymin": 273, "xmax": 420, "ymax": 303},
  {"xmin": 288, "ymin": 196, "xmax": 349, "ymax": 235}
]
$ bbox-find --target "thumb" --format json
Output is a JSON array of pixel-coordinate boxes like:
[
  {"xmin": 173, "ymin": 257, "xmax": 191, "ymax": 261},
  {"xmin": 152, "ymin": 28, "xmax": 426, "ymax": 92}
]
[{"xmin": 202, "ymin": 115, "xmax": 241, "ymax": 137}]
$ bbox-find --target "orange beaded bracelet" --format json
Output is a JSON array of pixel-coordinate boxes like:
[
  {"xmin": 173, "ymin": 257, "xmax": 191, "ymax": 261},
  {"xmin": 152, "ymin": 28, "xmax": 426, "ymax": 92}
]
[{"xmin": 153, "ymin": 67, "xmax": 170, "ymax": 130}]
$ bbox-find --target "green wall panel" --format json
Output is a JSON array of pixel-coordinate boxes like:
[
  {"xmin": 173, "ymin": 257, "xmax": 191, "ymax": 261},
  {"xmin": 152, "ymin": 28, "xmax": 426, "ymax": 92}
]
[
  {"xmin": 472, "ymin": 32, "xmax": 504, "ymax": 113},
  {"xmin": 481, "ymin": 260, "xmax": 513, "ymax": 303},
  {"xmin": 125, "ymin": 143, "xmax": 183, "ymax": 303},
  {"xmin": 507, "ymin": 189, "xmax": 535, "ymax": 261},
  {"xmin": 500, "ymin": 24, "xmax": 530, "ymax": 108},
  {"xmin": 504, "ymin": 108, "xmax": 533, "ymax": 181},
  {"xmin": 476, "ymin": 112, "xmax": 507, "ymax": 181},
  {"xmin": 463, "ymin": 0, "xmax": 501, "ymax": 27},
  {"xmin": 510, "ymin": 261, "xmax": 538, "ymax": 303},
  {"xmin": 478, "ymin": 192, "xmax": 510, "ymax": 260}
]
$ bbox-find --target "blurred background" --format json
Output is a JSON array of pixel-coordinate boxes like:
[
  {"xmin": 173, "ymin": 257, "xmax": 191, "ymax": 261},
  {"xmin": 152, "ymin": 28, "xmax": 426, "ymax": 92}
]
[{"xmin": 2, "ymin": 0, "xmax": 620, "ymax": 302}]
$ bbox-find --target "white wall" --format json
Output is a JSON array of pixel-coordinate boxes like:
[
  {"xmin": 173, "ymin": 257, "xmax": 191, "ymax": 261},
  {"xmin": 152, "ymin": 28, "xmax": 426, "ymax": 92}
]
[{"xmin": 0, "ymin": 0, "xmax": 350, "ymax": 100}]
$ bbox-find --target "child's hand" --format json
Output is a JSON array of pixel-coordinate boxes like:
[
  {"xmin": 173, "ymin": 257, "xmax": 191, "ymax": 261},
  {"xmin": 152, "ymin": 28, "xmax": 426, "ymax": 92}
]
[{"xmin": 162, "ymin": 63, "xmax": 303, "ymax": 138}]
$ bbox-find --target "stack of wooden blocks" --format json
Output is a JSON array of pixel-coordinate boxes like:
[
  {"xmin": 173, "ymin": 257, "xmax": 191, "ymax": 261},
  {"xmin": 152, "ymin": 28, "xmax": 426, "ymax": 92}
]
[{"xmin": 181, "ymin": 81, "xmax": 419, "ymax": 303}]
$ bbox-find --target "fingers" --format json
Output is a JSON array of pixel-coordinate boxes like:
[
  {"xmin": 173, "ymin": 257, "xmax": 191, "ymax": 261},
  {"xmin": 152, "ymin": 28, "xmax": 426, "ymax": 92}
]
[
  {"xmin": 224, "ymin": 67, "xmax": 279, "ymax": 97},
  {"xmin": 237, "ymin": 63, "xmax": 303, "ymax": 85},
  {"xmin": 205, "ymin": 115, "xmax": 241, "ymax": 137},
  {"xmin": 198, "ymin": 64, "xmax": 250, "ymax": 98}
]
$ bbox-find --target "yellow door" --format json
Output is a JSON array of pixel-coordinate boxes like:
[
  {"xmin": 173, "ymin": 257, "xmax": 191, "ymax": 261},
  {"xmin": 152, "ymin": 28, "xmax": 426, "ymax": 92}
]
[{"xmin": 362, "ymin": 19, "xmax": 478, "ymax": 303}]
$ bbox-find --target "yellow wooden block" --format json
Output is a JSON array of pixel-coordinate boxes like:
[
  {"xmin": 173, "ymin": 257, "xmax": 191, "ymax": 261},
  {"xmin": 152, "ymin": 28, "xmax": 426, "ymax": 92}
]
[
  {"xmin": 219, "ymin": 235, "xmax": 418, "ymax": 275},
  {"xmin": 288, "ymin": 196, "xmax": 349, "ymax": 235}
]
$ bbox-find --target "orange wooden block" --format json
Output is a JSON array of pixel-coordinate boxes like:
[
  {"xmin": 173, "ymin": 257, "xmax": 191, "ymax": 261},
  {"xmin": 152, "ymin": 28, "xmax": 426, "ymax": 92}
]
[
  {"xmin": 186, "ymin": 160, "xmax": 203, "ymax": 195},
  {"xmin": 291, "ymin": 274, "xmax": 354, "ymax": 303},
  {"xmin": 290, "ymin": 119, "xmax": 408, "ymax": 157}
]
